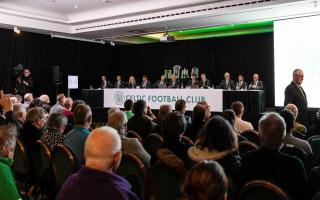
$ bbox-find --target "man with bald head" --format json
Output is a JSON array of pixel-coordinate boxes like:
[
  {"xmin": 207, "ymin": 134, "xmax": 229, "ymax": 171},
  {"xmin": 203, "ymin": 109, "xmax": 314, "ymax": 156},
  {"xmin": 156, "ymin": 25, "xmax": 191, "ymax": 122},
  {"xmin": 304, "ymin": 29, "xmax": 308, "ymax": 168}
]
[
  {"xmin": 240, "ymin": 112, "xmax": 308, "ymax": 200},
  {"xmin": 284, "ymin": 69, "xmax": 309, "ymax": 126},
  {"xmin": 57, "ymin": 126, "xmax": 139, "ymax": 200}
]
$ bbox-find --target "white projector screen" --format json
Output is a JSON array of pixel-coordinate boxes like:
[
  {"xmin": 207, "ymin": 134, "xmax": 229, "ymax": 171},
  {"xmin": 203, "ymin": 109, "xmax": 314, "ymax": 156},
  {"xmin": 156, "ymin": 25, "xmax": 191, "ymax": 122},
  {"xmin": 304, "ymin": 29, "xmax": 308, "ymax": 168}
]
[{"xmin": 274, "ymin": 16, "xmax": 320, "ymax": 108}]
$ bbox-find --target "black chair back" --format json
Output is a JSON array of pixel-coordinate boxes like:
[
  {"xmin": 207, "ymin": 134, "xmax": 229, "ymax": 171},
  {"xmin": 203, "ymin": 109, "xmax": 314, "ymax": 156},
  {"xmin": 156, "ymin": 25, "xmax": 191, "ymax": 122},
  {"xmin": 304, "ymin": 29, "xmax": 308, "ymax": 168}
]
[
  {"xmin": 51, "ymin": 145, "xmax": 77, "ymax": 189},
  {"xmin": 117, "ymin": 153, "xmax": 146, "ymax": 199},
  {"xmin": 12, "ymin": 138, "xmax": 30, "ymax": 181},
  {"xmin": 32, "ymin": 140, "xmax": 53, "ymax": 184},
  {"xmin": 238, "ymin": 141, "xmax": 259, "ymax": 157},
  {"xmin": 143, "ymin": 133, "xmax": 164, "ymax": 154},
  {"xmin": 239, "ymin": 180, "xmax": 292, "ymax": 200},
  {"xmin": 281, "ymin": 144, "xmax": 310, "ymax": 170}
]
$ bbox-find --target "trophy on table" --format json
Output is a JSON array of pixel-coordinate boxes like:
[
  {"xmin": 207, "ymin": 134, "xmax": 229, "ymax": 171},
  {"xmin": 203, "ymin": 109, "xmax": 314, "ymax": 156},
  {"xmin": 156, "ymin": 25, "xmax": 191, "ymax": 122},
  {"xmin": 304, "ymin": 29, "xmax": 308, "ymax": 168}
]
[
  {"xmin": 181, "ymin": 68, "xmax": 189, "ymax": 79},
  {"xmin": 164, "ymin": 69, "xmax": 172, "ymax": 79},
  {"xmin": 191, "ymin": 67, "xmax": 199, "ymax": 78},
  {"xmin": 173, "ymin": 65, "xmax": 181, "ymax": 78}
]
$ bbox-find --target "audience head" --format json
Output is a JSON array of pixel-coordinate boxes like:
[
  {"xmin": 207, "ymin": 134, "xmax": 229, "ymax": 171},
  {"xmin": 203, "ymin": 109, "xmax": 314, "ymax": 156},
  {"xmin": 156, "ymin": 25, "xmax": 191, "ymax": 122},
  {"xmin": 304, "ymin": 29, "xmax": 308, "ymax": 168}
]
[
  {"xmin": 292, "ymin": 69, "xmax": 304, "ymax": 85},
  {"xmin": 64, "ymin": 97, "xmax": 73, "ymax": 111},
  {"xmin": 124, "ymin": 99, "xmax": 133, "ymax": 112},
  {"xmin": 84, "ymin": 126, "xmax": 122, "ymax": 172},
  {"xmin": 12, "ymin": 103, "xmax": 27, "ymax": 123},
  {"xmin": 26, "ymin": 107, "xmax": 47, "ymax": 130},
  {"xmin": 73, "ymin": 104, "xmax": 92, "ymax": 128},
  {"xmin": 71, "ymin": 100, "xmax": 86, "ymax": 113},
  {"xmin": 231, "ymin": 101, "xmax": 244, "ymax": 117},
  {"xmin": 279, "ymin": 109, "xmax": 294, "ymax": 134},
  {"xmin": 192, "ymin": 105, "xmax": 206, "ymax": 124},
  {"xmin": 182, "ymin": 160, "xmax": 228, "ymax": 200},
  {"xmin": 108, "ymin": 111, "xmax": 128, "ymax": 136},
  {"xmin": 201, "ymin": 73, "xmax": 206, "ymax": 81},
  {"xmin": 10, "ymin": 96, "xmax": 19, "ymax": 104},
  {"xmin": 259, "ymin": 112, "xmax": 286, "ymax": 150},
  {"xmin": 197, "ymin": 115, "xmax": 238, "ymax": 152},
  {"xmin": 0, "ymin": 125, "xmax": 17, "ymax": 159},
  {"xmin": 198, "ymin": 101, "xmax": 211, "ymax": 119},
  {"xmin": 56, "ymin": 93, "xmax": 65, "ymax": 105},
  {"xmin": 253, "ymin": 73, "xmax": 259, "ymax": 82},
  {"xmin": 133, "ymin": 100, "xmax": 147, "ymax": 116},
  {"xmin": 24, "ymin": 93, "xmax": 33, "ymax": 103},
  {"xmin": 175, "ymin": 99, "xmax": 187, "ymax": 114},
  {"xmin": 162, "ymin": 112, "xmax": 186, "ymax": 141},
  {"xmin": 28, "ymin": 98, "xmax": 43, "ymax": 109},
  {"xmin": 46, "ymin": 113, "xmax": 68, "ymax": 133},
  {"xmin": 284, "ymin": 103, "xmax": 298, "ymax": 120},
  {"xmin": 39, "ymin": 94, "xmax": 50, "ymax": 104},
  {"xmin": 224, "ymin": 72, "xmax": 230, "ymax": 80},
  {"xmin": 222, "ymin": 109, "xmax": 236, "ymax": 127},
  {"xmin": 158, "ymin": 104, "xmax": 172, "ymax": 121}
]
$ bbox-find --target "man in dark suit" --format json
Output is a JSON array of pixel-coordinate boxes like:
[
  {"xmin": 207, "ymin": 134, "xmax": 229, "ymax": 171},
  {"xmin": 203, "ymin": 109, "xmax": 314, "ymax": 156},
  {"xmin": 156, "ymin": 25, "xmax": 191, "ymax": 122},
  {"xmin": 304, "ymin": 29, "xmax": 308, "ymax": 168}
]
[
  {"xmin": 187, "ymin": 74, "xmax": 199, "ymax": 89},
  {"xmin": 248, "ymin": 73, "xmax": 263, "ymax": 90},
  {"xmin": 155, "ymin": 75, "xmax": 167, "ymax": 88},
  {"xmin": 168, "ymin": 75, "xmax": 180, "ymax": 88},
  {"xmin": 219, "ymin": 72, "xmax": 235, "ymax": 90},
  {"xmin": 114, "ymin": 75, "xmax": 126, "ymax": 88},
  {"xmin": 240, "ymin": 112, "xmax": 308, "ymax": 200},
  {"xmin": 100, "ymin": 75, "xmax": 113, "ymax": 89},
  {"xmin": 17, "ymin": 68, "xmax": 33, "ymax": 96},
  {"xmin": 199, "ymin": 73, "xmax": 211, "ymax": 88},
  {"xmin": 140, "ymin": 75, "xmax": 152, "ymax": 89},
  {"xmin": 236, "ymin": 74, "xmax": 247, "ymax": 90},
  {"xmin": 284, "ymin": 69, "xmax": 309, "ymax": 126}
]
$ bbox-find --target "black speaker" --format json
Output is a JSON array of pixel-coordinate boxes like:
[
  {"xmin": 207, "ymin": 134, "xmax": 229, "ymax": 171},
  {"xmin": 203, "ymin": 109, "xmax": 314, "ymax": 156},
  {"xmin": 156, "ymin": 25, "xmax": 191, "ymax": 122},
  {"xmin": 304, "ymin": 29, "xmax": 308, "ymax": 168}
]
[{"xmin": 52, "ymin": 66, "xmax": 61, "ymax": 83}]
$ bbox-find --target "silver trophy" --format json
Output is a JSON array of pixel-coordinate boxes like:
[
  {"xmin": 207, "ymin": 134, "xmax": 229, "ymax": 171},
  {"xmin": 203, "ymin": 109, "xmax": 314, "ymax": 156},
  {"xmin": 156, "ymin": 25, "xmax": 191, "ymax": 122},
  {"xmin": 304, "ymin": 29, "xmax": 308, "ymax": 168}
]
[
  {"xmin": 191, "ymin": 67, "xmax": 199, "ymax": 78},
  {"xmin": 173, "ymin": 65, "xmax": 181, "ymax": 78},
  {"xmin": 164, "ymin": 69, "xmax": 172, "ymax": 79},
  {"xmin": 181, "ymin": 68, "xmax": 189, "ymax": 78}
]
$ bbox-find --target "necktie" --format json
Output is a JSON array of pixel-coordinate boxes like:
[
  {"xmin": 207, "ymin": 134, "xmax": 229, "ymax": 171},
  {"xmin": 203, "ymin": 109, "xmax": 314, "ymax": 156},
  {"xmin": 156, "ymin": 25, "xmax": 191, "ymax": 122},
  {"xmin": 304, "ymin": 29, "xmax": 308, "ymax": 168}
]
[{"xmin": 298, "ymin": 86, "xmax": 306, "ymax": 100}]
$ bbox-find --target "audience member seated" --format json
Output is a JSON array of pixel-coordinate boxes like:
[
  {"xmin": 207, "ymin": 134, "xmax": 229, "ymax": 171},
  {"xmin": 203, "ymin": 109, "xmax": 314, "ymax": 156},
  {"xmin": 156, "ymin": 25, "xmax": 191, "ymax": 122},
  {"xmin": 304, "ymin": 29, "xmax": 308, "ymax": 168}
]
[
  {"xmin": 64, "ymin": 104, "xmax": 92, "ymax": 166},
  {"xmin": 23, "ymin": 93, "xmax": 33, "ymax": 108},
  {"xmin": 152, "ymin": 104, "xmax": 172, "ymax": 135},
  {"xmin": 12, "ymin": 103, "xmax": 26, "ymax": 131},
  {"xmin": 56, "ymin": 126, "xmax": 139, "ymax": 200},
  {"xmin": 308, "ymin": 110, "xmax": 320, "ymax": 137},
  {"xmin": 222, "ymin": 109, "xmax": 247, "ymax": 143},
  {"xmin": 219, "ymin": 72, "xmax": 235, "ymax": 90},
  {"xmin": 124, "ymin": 99, "xmax": 134, "ymax": 120},
  {"xmin": 39, "ymin": 94, "xmax": 51, "ymax": 113},
  {"xmin": 127, "ymin": 100, "xmax": 153, "ymax": 139},
  {"xmin": 197, "ymin": 100, "xmax": 212, "ymax": 120},
  {"xmin": 231, "ymin": 101, "xmax": 254, "ymax": 134},
  {"xmin": 152, "ymin": 112, "xmax": 192, "ymax": 167},
  {"xmin": 240, "ymin": 112, "xmax": 308, "ymax": 200},
  {"xmin": 280, "ymin": 109, "xmax": 312, "ymax": 158},
  {"xmin": 185, "ymin": 105, "xmax": 206, "ymax": 142},
  {"xmin": 175, "ymin": 99, "xmax": 192, "ymax": 125},
  {"xmin": 63, "ymin": 97, "xmax": 73, "ymax": 117},
  {"xmin": 50, "ymin": 93, "xmax": 66, "ymax": 114},
  {"xmin": 41, "ymin": 113, "xmax": 68, "ymax": 150},
  {"xmin": 108, "ymin": 110, "xmax": 151, "ymax": 168},
  {"xmin": 285, "ymin": 103, "xmax": 307, "ymax": 139},
  {"xmin": 188, "ymin": 115, "xmax": 241, "ymax": 180},
  {"xmin": 0, "ymin": 125, "xmax": 20, "ymax": 200},
  {"xmin": 9, "ymin": 96, "xmax": 19, "ymax": 104},
  {"xmin": 182, "ymin": 160, "xmax": 228, "ymax": 200}
]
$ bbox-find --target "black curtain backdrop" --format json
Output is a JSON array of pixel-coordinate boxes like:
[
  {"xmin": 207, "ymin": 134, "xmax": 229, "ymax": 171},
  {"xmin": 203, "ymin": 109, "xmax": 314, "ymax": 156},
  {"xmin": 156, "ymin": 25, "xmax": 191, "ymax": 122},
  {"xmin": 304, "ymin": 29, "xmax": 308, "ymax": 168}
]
[{"xmin": 0, "ymin": 28, "xmax": 274, "ymax": 107}]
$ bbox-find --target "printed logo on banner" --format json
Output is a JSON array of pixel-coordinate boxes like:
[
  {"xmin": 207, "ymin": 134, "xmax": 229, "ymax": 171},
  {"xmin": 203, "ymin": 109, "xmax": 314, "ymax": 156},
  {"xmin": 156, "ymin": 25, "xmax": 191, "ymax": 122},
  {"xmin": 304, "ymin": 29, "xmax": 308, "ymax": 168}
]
[{"xmin": 114, "ymin": 91, "xmax": 126, "ymax": 105}]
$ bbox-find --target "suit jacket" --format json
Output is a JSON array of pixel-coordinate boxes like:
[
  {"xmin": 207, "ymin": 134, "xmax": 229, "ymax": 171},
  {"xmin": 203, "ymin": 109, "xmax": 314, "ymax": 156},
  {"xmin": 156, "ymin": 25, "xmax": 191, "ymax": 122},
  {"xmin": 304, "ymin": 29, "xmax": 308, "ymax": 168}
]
[
  {"xmin": 249, "ymin": 81, "xmax": 263, "ymax": 90},
  {"xmin": 199, "ymin": 79, "xmax": 211, "ymax": 88},
  {"xmin": 240, "ymin": 147, "xmax": 308, "ymax": 200},
  {"xmin": 236, "ymin": 81, "xmax": 248, "ymax": 90},
  {"xmin": 187, "ymin": 80, "xmax": 200, "ymax": 88},
  {"xmin": 168, "ymin": 80, "xmax": 181, "ymax": 88},
  {"xmin": 284, "ymin": 81, "xmax": 309, "ymax": 126},
  {"xmin": 100, "ymin": 80, "xmax": 113, "ymax": 89},
  {"xmin": 127, "ymin": 83, "xmax": 136, "ymax": 89},
  {"xmin": 140, "ymin": 81, "xmax": 152, "ymax": 89},
  {"xmin": 219, "ymin": 79, "xmax": 236, "ymax": 90},
  {"xmin": 155, "ymin": 80, "xmax": 167, "ymax": 88},
  {"xmin": 114, "ymin": 80, "xmax": 126, "ymax": 88}
]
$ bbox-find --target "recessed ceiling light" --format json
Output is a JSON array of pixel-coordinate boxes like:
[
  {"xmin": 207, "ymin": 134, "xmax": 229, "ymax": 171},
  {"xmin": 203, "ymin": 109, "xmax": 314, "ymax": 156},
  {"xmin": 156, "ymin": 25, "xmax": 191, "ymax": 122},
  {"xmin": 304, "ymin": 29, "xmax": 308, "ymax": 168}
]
[
  {"xmin": 74, "ymin": 5, "xmax": 79, "ymax": 8},
  {"xmin": 102, "ymin": 0, "xmax": 110, "ymax": 2}
]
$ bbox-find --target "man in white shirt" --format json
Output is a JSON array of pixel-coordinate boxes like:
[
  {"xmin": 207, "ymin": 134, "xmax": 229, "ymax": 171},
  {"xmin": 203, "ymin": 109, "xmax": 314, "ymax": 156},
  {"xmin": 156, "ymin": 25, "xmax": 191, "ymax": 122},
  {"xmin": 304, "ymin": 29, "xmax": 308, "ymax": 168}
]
[{"xmin": 231, "ymin": 101, "xmax": 254, "ymax": 133}]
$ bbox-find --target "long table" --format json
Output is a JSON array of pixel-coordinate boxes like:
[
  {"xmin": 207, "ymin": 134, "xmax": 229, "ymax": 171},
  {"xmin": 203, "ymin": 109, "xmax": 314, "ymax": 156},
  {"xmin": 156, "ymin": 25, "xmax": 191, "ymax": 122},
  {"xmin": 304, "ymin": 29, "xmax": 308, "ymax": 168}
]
[{"xmin": 82, "ymin": 89, "xmax": 265, "ymax": 113}]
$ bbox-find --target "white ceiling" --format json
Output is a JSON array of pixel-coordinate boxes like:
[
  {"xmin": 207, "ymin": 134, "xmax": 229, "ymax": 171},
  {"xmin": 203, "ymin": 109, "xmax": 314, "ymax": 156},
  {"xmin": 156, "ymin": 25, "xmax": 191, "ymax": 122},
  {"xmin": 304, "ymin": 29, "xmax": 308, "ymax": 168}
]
[{"xmin": 0, "ymin": 0, "xmax": 320, "ymax": 43}]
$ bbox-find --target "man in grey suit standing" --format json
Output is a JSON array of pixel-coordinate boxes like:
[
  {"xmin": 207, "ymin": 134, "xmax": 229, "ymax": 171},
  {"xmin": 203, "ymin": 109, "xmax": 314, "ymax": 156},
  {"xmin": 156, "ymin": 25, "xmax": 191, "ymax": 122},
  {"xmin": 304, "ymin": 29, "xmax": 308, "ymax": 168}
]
[{"xmin": 284, "ymin": 69, "xmax": 309, "ymax": 127}]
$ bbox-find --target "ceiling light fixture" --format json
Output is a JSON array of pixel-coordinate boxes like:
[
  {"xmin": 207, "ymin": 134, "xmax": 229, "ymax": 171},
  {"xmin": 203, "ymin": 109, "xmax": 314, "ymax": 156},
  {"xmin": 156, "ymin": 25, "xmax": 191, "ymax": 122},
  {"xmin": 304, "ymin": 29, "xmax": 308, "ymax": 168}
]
[
  {"xmin": 13, "ymin": 26, "xmax": 20, "ymax": 34},
  {"xmin": 74, "ymin": 5, "xmax": 78, "ymax": 8},
  {"xmin": 110, "ymin": 41, "xmax": 115, "ymax": 46},
  {"xmin": 51, "ymin": 34, "xmax": 105, "ymax": 44}
]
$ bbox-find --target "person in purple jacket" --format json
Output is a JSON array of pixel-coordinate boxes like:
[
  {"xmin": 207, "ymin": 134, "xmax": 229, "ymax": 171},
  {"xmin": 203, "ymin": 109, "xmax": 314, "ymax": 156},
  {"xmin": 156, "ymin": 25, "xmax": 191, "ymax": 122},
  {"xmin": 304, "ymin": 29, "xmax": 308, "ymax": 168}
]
[{"xmin": 56, "ymin": 126, "xmax": 139, "ymax": 200}]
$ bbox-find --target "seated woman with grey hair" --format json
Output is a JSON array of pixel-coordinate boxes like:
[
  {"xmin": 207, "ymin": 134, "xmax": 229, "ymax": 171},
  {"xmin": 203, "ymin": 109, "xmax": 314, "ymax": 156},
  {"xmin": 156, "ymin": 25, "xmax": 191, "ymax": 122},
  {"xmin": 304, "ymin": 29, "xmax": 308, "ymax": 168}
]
[
  {"xmin": 41, "ymin": 112, "xmax": 68, "ymax": 150},
  {"xmin": 108, "ymin": 110, "xmax": 151, "ymax": 168}
]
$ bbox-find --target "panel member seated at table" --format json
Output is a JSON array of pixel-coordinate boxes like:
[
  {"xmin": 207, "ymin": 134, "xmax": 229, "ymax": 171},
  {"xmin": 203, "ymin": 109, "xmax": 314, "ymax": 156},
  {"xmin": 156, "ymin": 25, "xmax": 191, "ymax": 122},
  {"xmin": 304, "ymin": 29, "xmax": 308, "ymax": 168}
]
[
  {"xmin": 154, "ymin": 75, "xmax": 167, "ymax": 88},
  {"xmin": 187, "ymin": 74, "xmax": 199, "ymax": 88},
  {"xmin": 140, "ymin": 75, "xmax": 152, "ymax": 89},
  {"xmin": 236, "ymin": 74, "xmax": 248, "ymax": 90},
  {"xmin": 114, "ymin": 75, "xmax": 126, "ymax": 88},
  {"xmin": 248, "ymin": 73, "xmax": 263, "ymax": 90},
  {"xmin": 127, "ymin": 76, "xmax": 136, "ymax": 89},
  {"xmin": 168, "ymin": 75, "xmax": 180, "ymax": 88},
  {"xmin": 100, "ymin": 75, "xmax": 113, "ymax": 89},
  {"xmin": 219, "ymin": 72, "xmax": 235, "ymax": 90},
  {"xmin": 199, "ymin": 73, "xmax": 211, "ymax": 89}
]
